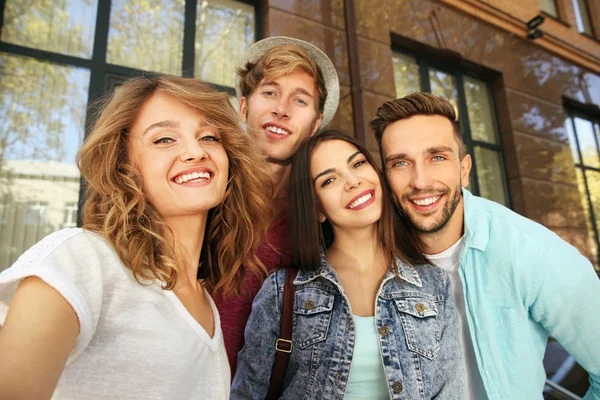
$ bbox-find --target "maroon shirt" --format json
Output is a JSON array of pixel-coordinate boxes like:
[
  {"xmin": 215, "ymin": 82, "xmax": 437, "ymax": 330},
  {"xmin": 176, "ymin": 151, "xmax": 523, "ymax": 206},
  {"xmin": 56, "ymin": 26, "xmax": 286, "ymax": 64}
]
[{"xmin": 215, "ymin": 214, "xmax": 291, "ymax": 377}]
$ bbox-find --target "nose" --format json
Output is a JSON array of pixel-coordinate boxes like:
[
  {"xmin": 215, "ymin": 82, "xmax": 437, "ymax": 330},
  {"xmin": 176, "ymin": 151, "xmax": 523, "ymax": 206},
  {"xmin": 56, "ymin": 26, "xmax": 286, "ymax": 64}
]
[
  {"xmin": 271, "ymin": 99, "xmax": 290, "ymax": 119},
  {"xmin": 411, "ymin": 163, "xmax": 433, "ymax": 189},
  {"xmin": 344, "ymin": 171, "xmax": 362, "ymax": 191},
  {"xmin": 180, "ymin": 139, "xmax": 208, "ymax": 162}
]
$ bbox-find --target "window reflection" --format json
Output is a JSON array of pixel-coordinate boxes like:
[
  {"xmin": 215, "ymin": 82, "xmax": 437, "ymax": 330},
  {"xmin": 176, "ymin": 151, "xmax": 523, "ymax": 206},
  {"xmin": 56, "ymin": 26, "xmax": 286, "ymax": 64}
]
[
  {"xmin": 565, "ymin": 117, "xmax": 581, "ymax": 164},
  {"xmin": 0, "ymin": 53, "xmax": 89, "ymax": 271},
  {"xmin": 107, "ymin": 0, "xmax": 185, "ymax": 75},
  {"xmin": 464, "ymin": 76, "xmax": 497, "ymax": 144},
  {"xmin": 392, "ymin": 52, "xmax": 420, "ymax": 99},
  {"xmin": 2, "ymin": 0, "xmax": 98, "ymax": 59},
  {"xmin": 474, "ymin": 146, "xmax": 508, "ymax": 206},
  {"xmin": 429, "ymin": 69, "xmax": 459, "ymax": 114},
  {"xmin": 195, "ymin": 0, "xmax": 255, "ymax": 87},
  {"xmin": 574, "ymin": 117, "xmax": 599, "ymax": 168}
]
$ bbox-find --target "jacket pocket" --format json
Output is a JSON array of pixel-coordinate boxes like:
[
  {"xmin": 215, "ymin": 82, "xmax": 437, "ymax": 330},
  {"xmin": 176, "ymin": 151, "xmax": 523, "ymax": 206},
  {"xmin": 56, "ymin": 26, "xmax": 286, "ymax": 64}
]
[
  {"xmin": 293, "ymin": 286, "xmax": 335, "ymax": 349},
  {"xmin": 394, "ymin": 296, "xmax": 440, "ymax": 360}
]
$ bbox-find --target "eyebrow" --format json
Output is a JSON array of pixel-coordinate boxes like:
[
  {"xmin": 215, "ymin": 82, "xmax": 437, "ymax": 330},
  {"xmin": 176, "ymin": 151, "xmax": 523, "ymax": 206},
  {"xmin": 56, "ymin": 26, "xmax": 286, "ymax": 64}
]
[
  {"xmin": 261, "ymin": 81, "xmax": 314, "ymax": 98},
  {"xmin": 385, "ymin": 146, "xmax": 454, "ymax": 163},
  {"xmin": 142, "ymin": 120, "xmax": 214, "ymax": 136},
  {"xmin": 313, "ymin": 151, "xmax": 362, "ymax": 183}
]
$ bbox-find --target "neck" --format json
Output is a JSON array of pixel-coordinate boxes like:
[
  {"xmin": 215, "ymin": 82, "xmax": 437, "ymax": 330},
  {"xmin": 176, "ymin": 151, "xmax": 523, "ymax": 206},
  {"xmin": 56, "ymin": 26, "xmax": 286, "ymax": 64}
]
[
  {"xmin": 163, "ymin": 214, "xmax": 207, "ymax": 289},
  {"xmin": 269, "ymin": 162, "xmax": 291, "ymax": 218},
  {"xmin": 420, "ymin": 199, "xmax": 465, "ymax": 255},
  {"xmin": 327, "ymin": 224, "xmax": 386, "ymax": 274}
]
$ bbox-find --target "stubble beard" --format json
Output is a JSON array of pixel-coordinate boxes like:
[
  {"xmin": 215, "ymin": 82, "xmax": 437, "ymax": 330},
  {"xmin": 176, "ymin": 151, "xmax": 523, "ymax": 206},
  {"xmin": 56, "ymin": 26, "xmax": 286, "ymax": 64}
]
[{"xmin": 399, "ymin": 184, "xmax": 462, "ymax": 235}]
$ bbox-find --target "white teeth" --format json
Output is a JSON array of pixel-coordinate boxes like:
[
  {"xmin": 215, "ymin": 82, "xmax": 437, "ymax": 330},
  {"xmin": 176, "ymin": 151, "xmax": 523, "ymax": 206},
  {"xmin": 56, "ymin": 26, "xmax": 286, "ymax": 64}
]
[
  {"xmin": 348, "ymin": 193, "xmax": 372, "ymax": 209},
  {"xmin": 265, "ymin": 125, "xmax": 290, "ymax": 136},
  {"xmin": 411, "ymin": 196, "xmax": 440, "ymax": 206},
  {"xmin": 174, "ymin": 171, "xmax": 211, "ymax": 184}
]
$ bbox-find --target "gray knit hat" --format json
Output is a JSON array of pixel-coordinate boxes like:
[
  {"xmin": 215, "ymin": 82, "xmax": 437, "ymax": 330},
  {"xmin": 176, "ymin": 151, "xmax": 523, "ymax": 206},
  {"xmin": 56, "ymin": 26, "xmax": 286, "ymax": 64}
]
[{"xmin": 236, "ymin": 36, "xmax": 340, "ymax": 131}]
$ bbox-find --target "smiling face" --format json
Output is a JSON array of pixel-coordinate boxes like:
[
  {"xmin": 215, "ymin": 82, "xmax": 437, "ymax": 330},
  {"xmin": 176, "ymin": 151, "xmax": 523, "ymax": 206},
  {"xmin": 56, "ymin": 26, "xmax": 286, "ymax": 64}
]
[
  {"xmin": 311, "ymin": 139, "xmax": 382, "ymax": 232},
  {"xmin": 239, "ymin": 70, "xmax": 322, "ymax": 164},
  {"xmin": 382, "ymin": 115, "xmax": 471, "ymax": 236},
  {"xmin": 128, "ymin": 92, "xmax": 229, "ymax": 224}
]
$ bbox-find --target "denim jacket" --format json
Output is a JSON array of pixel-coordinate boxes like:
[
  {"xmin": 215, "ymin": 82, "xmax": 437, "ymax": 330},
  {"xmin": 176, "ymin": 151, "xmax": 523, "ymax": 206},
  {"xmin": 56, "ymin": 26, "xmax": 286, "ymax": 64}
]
[{"xmin": 231, "ymin": 254, "xmax": 465, "ymax": 400}]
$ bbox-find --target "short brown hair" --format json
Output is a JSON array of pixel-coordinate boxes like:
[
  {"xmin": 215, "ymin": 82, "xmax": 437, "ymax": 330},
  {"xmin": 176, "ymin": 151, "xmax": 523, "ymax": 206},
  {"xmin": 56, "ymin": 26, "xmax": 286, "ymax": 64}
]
[
  {"xmin": 237, "ymin": 45, "xmax": 327, "ymax": 114},
  {"xmin": 370, "ymin": 92, "xmax": 466, "ymax": 159},
  {"xmin": 78, "ymin": 75, "xmax": 272, "ymax": 296},
  {"xmin": 289, "ymin": 130, "xmax": 427, "ymax": 271}
]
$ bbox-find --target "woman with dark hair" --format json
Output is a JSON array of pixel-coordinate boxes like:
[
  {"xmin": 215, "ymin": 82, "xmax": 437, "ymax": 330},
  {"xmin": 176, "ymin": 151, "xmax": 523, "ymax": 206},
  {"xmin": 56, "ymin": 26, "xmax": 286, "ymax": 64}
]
[{"xmin": 231, "ymin": 130, "xmax": 464, "ymax": 400}]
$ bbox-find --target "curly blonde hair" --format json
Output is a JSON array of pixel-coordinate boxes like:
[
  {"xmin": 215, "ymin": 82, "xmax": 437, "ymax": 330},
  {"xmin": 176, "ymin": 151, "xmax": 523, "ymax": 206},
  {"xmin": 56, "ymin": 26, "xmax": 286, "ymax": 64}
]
[{"xmin": 77, "ymin": 75, "xmax": 272, "ymax": 295}]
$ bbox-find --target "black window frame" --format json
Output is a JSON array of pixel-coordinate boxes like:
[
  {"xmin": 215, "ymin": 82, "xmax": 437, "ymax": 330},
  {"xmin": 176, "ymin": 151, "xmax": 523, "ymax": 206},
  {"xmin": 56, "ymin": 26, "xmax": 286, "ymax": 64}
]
[
  {"xmin": 0, "ymin": 0, "xmax": 261, "ymax": 226},
  {"xmin": 564, "ymin": 97, "xmax": 600, "ymax": 266},
  {"xmin": 391, "ymin": 34, "xmax": 511, "ymax": 208}
]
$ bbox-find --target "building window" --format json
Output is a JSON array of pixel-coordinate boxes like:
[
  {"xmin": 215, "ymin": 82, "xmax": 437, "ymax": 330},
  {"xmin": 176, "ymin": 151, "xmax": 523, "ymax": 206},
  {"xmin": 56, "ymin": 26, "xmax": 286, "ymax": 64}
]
[
  {"xmin": 540, "ymin": 0, "xmax": 558, "ymax": 18},
  {"xmin": 572, "ymin": 0, "xmax": 593, "ymax": 35},
  {"xmin": 0, "ymin": 0, "xmax": 258, "ymax": 271},
  {"xmin": 392, "ymin": 50, "xmax": 510, "ymax": 207},
  {"xmin": 565, "ymin": 111, "xmax": 600, "ymax": 265}
]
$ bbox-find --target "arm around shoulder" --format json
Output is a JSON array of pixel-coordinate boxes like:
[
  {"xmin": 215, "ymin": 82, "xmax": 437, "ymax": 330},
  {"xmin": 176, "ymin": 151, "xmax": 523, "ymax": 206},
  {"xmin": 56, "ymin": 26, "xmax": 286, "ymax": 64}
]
[
  {"xmin": 230, "ymin": 270, "xmax": 284, "ymax": 400},
  {"xmin": 0, "ymin": 276, "xmax": 79, "ymax": 400},
  {"xmin": 530, "ymin": 239, "xmax": 600, "ymax": 400}
]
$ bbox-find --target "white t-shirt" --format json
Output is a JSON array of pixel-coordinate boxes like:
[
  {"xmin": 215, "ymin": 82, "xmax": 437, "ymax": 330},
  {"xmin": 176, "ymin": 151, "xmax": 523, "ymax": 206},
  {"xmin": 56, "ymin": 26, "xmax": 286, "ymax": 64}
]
[
  {"xmin": 427, "ymin": 236, "xmax": 488, "ymax": 400},
  {"xmin": 0, "ymin": 228, "xmax": 230, "ymax": 400}
]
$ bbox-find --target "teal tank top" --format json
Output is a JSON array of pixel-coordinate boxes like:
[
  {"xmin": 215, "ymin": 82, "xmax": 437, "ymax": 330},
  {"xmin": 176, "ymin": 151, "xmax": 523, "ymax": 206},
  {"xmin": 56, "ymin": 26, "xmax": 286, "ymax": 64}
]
[{"xmin": 345, "ymin": 315, "xmax": 389, "ymax": 399}]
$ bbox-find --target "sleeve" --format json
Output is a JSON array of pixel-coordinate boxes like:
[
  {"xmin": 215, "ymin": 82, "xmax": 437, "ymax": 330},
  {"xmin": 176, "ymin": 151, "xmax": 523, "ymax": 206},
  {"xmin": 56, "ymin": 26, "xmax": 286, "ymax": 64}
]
[
  {"xmin": 433, "ymin": 268, "xmax": 466, "ymax": 399},
  {"xmin": 230, "ymin": 269, "xmax": 283, "ymax": 400},
  {"xmin": 0, "ymin": 228, "xmax": 104, "ymax": 363},
  {"xmin": 529, "ymin": 236, "xmax": 600, "ymax": 400}
]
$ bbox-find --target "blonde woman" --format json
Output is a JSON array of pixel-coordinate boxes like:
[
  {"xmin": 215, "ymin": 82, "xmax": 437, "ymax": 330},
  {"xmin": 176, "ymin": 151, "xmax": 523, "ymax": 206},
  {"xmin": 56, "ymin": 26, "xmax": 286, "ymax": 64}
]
[{"xmin": 0, "ymin": 76, "xmax": 271, "ymax": 399}]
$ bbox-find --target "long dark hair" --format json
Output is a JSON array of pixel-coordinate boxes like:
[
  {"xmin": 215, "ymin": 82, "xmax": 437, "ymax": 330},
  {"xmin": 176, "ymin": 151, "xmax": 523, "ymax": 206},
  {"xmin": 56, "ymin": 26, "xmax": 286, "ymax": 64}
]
[{"xmin": 289, "ymin": 130, "xmax": 427, "ymax": 271}]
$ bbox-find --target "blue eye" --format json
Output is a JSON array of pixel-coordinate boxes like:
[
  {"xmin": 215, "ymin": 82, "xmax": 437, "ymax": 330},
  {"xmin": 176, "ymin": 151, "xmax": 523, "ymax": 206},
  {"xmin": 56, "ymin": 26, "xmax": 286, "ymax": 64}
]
[
  {"xmin": 200, "ymin": 135, "xmax": 221, "ymax": 143},
  {"xmin": 432, "ymin": 156, "xmax": 445, "ymax": 161},
  {"xmin": 391, "ymin": 160, "xmax": 407, "ymax": 167}
]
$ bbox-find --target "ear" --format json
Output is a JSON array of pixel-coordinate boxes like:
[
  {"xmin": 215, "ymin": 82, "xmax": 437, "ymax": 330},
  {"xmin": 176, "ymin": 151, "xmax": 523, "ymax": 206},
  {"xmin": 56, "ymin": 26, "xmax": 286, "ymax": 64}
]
[
  {"xmin": 310, "ymin": 113, "xmax": 323, "ymax": 137},
  {"xmin": 460, "ymin": 154, "xmax": 472, "ymax": 188},
  {"xmin": 239, "ymin": 96, "xmax": 248, "ymax": 123},
  {"xmin": 318, "ymin": 212, "xmax": 326, "ymax": 223}
]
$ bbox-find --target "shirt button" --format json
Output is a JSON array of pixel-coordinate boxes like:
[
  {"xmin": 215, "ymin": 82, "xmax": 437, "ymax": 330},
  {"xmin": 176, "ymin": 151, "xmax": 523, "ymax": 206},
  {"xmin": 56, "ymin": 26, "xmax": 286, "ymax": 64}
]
[
  {"xmin": 392, "ymin": 381, "xmax": 404, "ymax": 393},
  {"xmin": 415, "ymin": 303, "xmax": 425, "ymax": 313},
  {"xmin": 304, "ymin": 300, "xmax": 315, "ymax": 310},
  {"xmin": 378, "ymin": 326, "xmax": 390, "ymax": 336}
]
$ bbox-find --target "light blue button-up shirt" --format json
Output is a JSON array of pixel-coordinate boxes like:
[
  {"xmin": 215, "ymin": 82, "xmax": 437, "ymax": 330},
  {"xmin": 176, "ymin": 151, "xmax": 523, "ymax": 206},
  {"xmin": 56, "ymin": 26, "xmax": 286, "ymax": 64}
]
[{"xmin": 459, "ymin": 189, "xmax": 600, "ymax": 400}]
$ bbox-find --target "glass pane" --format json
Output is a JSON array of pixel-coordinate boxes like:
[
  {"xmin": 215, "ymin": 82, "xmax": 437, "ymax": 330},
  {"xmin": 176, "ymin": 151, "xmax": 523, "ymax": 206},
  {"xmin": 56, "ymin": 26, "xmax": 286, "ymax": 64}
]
[
  {"xmin": 429, "ymin": 69, "xmax": 459, "ymax": 115},
  {"xmin": 540, "ymin": 0, "xmax": 558, "ymax": 17},
  {"xmin": 573, "ymin": 0, "xmax": 593, "ymax": 35},
  {"xmin": 574, "ymin": 117, "xmax": 599, "ymax": 168},
  {"xmin": 107, "ymin": 0, "xmax": 185, "ymax": 75},
  {"xmin": 1, "ymin": 0, "xmax": 98, "ymax": 59},
  {"xmin": 0, "ymin": 53, "xmax": 89, "ymax": 272},
  {"xmin": 575, "ymin": 169, "xmax": 599, "ymax": 263},
  {"xmin": 474, "ymin": 146, "xmax": 508, "ymax": 206},
  {"xmin": 392, "ymin": 52, "xmax": 421, "ymax": 99},
  {"xmin": 565, "ymin": 116, "xmax": 581, "ymax": 164},
  {"xmin": 195, "ymin": 0, "xmax": 255, "ymax": 87},
  {"xmin": 464, "ymin": 76, "xmax": 497, "ymax": 144}
]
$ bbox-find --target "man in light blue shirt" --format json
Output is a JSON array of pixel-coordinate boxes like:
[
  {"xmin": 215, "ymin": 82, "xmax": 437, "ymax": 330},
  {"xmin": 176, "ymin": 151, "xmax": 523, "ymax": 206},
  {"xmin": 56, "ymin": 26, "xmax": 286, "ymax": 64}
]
[{"xmin": 370, "ymin": 92, "xmax": 600, "ymax": 400}]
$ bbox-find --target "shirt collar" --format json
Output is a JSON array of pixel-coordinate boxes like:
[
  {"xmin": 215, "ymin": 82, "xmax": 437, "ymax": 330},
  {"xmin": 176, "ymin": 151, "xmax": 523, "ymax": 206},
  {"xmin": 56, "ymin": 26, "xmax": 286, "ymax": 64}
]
[
  {"xmin": 295, "ymin": 250, "xmax": 422, "ymax": 288},
  {"xmin": 462, "ymin": 188, "xmax": 490, "ymax": 252}
]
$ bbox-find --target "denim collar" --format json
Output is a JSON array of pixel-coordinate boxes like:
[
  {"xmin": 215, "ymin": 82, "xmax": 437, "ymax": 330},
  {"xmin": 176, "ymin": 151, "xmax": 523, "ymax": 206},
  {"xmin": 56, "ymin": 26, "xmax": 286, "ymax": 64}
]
[
  {"xmin": 295, "ymin": 250, "xmax": 422, "ymax": 288},
  {"xmin": 462, "ymin": 188, "xmax": 490, "ymax": 252}
]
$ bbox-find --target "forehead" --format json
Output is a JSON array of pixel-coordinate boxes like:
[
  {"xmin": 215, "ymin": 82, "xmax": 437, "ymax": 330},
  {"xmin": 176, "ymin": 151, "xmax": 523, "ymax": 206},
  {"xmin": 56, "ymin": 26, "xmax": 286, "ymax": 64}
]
[
  {"xmin": 260, "ymin": 70, "xmax": 317, "ymax": 94},
  {"xmin": 311, "ymin": 140, "xmax": 358, "ymax": 173},
  {"xmin": 131, "ymin": 92, "xmax": 202, "ymax": 133},
  {"xmin": 381, "ymin": 115, "xmax": 457, "ymax": 155}
]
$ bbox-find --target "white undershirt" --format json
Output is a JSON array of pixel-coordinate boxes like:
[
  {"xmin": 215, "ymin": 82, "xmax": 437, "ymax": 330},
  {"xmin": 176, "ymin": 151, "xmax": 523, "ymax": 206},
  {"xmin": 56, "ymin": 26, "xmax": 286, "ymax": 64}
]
[{"xmin": 427, "ymin": 236, "xmax": 488, "ymax": 400}]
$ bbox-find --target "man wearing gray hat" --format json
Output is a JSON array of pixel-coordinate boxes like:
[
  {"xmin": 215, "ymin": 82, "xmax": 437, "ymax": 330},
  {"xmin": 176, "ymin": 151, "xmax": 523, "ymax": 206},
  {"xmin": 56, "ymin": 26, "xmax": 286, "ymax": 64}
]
[{"xmin": 215, "ymin": 36, "xmax": 340, "ymax": 374}]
